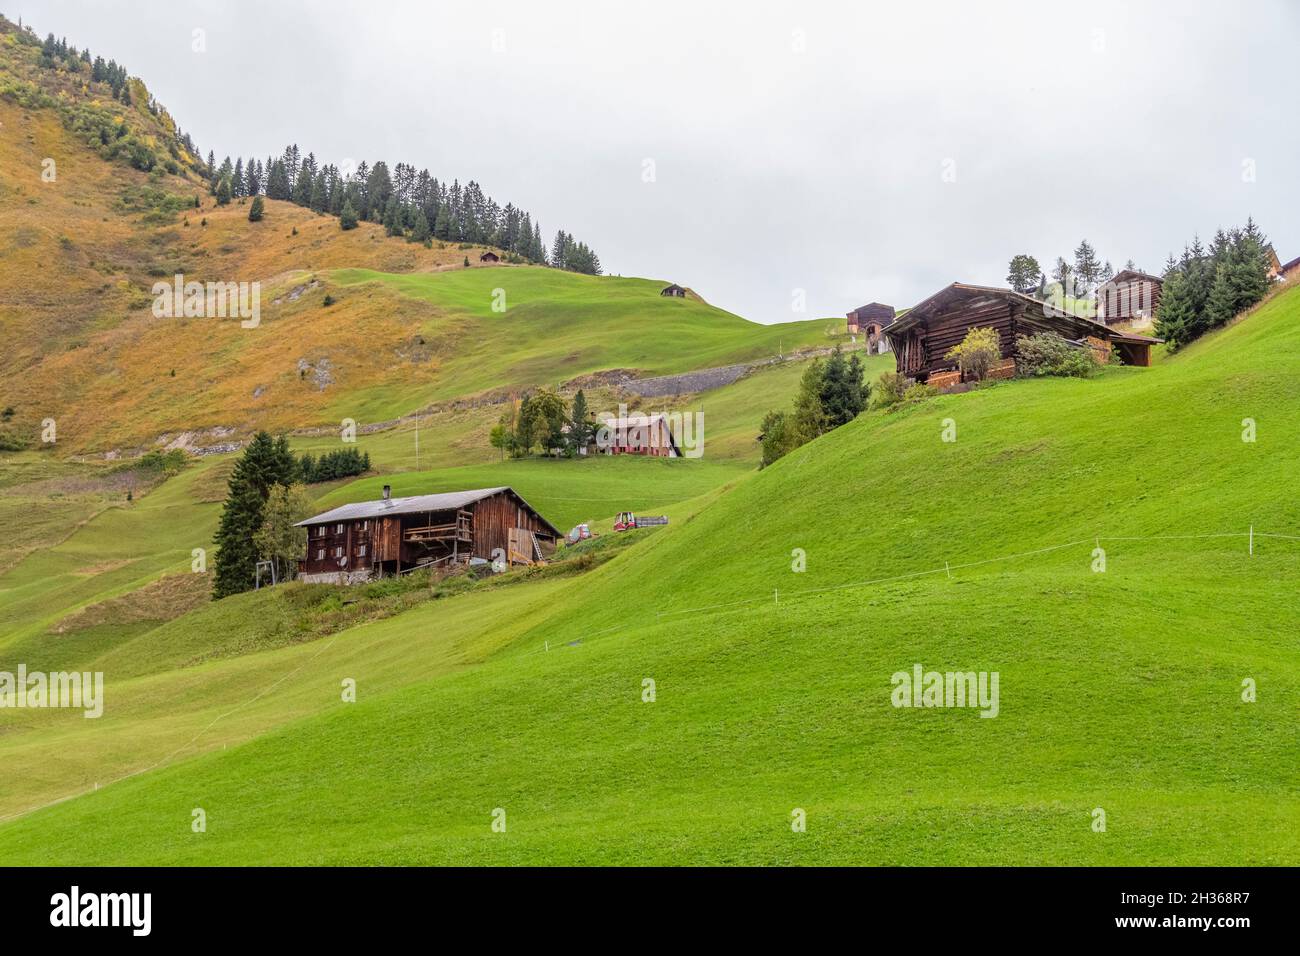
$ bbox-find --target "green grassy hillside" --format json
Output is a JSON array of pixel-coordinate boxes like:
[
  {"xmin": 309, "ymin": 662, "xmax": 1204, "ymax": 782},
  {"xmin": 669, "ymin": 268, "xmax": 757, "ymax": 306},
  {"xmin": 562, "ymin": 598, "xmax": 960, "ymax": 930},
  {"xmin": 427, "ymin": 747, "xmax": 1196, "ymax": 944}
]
[
  {"xmin": 2, "ymin": 285, "xmax": 1297, "ymax": 864},
  {"xmin": 326, "ymin": 267, "xmax": 835, "ymax": 418},
  {"xmin": 0, "ymin": 352, "xmax": 817, "ymax": 658}
]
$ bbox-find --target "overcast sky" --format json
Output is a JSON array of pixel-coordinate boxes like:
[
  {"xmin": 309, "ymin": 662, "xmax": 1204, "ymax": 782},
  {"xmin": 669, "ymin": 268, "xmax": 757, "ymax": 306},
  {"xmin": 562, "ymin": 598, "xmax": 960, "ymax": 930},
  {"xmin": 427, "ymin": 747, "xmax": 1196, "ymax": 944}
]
[{"xmin": 16, "ymin": 0, "xmax": 1299, "ymax": 323}]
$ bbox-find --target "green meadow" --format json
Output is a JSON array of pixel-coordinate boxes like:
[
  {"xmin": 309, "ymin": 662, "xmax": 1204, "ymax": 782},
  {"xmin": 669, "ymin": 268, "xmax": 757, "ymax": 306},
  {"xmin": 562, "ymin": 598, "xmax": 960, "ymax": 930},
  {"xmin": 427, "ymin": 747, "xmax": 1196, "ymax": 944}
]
[
  {"xmin": 1, "ymin": 283, "xmax": 1297, "ymax": 864},
  {"xmin": 325, "ymin": 266, "xmax": 838, "ymax": 420}
]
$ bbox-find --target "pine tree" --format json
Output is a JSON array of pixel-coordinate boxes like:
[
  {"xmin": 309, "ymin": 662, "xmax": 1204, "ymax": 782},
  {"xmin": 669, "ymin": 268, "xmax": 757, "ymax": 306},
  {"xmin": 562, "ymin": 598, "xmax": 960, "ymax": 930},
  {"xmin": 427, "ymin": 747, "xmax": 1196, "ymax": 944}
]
[
  {"xmin": 339, "ymin": 198, "xmax": 359, "ymax": 230},
  {"xmin": 212, "ymin": 433, "xmax": 297, "ymax": 598},
  {"xmin": 1154, "ymin": 267, "xmax": 1199, "ymax": 348},
  {"xmin": 382, "ymin": 196, "xmax": 402, "ymax": 237},
  {"xmin": 434, "ymin": 204, "xmax": 452, "ymax": 240},
  {"xmin": 215, "ymin": 175, "xmax": 233, "ymax": 206},
  {"xmin": 248, "ymin": 195, "xmax": 265, "ymax": 222},
  {"xmin": 818, "ymin": 348, "xmax": 867, "ymax": 427},
  {"xmin": 568, "ymin": 389, "xmax": 591, "ymax": 454},
  {"xmin": 1073, "ymin": 239, "xmax": 1102, "ymax": 294},
  {"xmin": 309, "ymin": 171, "xmax": 327, "ymax": 213},
  {"xmin": 409, "ymin": 209, "xmax": 431, "ymax": 244},
  {"xmin": 266, "ymin": 160, "xmax": 290, "ymax": 201},
  {"xmin": 1205, "ymin": 229, "xmax": 1271, "ymax": 327}
]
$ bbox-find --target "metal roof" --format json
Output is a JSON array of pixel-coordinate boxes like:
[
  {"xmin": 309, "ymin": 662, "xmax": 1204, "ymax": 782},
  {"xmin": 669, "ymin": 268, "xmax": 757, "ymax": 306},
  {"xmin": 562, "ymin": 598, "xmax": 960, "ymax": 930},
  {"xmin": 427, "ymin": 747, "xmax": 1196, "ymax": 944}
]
[{"xmin": 296, "ymin": 487, "xmax": 516, "ymax": 527}]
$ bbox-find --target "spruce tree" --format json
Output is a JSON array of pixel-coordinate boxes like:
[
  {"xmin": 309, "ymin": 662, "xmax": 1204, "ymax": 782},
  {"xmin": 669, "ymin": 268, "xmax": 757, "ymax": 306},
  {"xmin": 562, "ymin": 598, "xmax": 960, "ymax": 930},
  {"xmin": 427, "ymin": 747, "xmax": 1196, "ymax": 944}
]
[
  {"xmin": 212, "ymin": 433, "xmax": 297, "ymax": 599},
  {"xmin": 382, "ymin": 196, "xmax": 402, "ymax": 237},
  {"xmin": 340, "ymin": 198, "xmax": 359, "ymax": 230},
  {"xmin": 1072, "ymin": 239, "xmax": 1102, "ymax": 294},
  {"xmin": 433, "ymin": 204, "xmax": 452, "ymax": 240},
  {"xmin": 568, "ymin": 389, "xmax": 591, "ymax": 454},
  {"xmin": 248, "ymin": 195, "xmax": 265, "ymax": 222},
  {"xmin": 309, "ymin": 171, "xmax": 327, "ymax": 213},
  {"xmin": 1154, "ymin": 268, "xmax": 1197, "ymax": 348},
  {"xmin": 409, "ymin": 209, "xmax": 431, "ymax": 244}
]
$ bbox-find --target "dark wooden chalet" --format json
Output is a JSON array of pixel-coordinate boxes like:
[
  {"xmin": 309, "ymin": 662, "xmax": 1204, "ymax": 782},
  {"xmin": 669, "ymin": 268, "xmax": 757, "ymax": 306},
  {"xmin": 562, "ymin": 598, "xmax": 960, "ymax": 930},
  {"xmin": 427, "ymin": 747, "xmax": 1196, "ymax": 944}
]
[
  {"xmin": 479, "ymin": 251, "xmax": 500, "ymax": 262},
  {"xmin": 885, "ymin": 283, "xmax": 1160, "ymax": 385},
  {"xmin": 1096, "ymin": 270, "xmax": 1163, "ymax": 329},
  {"xmin": 296, "ymin": 485, "xmax": 560, "ymax": 583},
  {"xmin": 660, "ymin": 283, "xmax": 687, "ymax": 298},
  {"xmin": 846, "ymin": 302, "xmax": 895, "ymax": 334},
  {"xmin": 847, "ymin": 302, "xmax": 897, "ymax": 354}
]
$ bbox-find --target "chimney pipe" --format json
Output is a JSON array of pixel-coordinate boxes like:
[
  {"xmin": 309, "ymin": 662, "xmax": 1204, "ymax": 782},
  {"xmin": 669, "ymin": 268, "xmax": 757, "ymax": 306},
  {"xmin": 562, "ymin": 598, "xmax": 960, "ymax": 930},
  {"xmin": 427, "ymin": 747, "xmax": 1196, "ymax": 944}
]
[{"xmin": 382, "ymin": 484, "xmax": 391, "ymax": 500}]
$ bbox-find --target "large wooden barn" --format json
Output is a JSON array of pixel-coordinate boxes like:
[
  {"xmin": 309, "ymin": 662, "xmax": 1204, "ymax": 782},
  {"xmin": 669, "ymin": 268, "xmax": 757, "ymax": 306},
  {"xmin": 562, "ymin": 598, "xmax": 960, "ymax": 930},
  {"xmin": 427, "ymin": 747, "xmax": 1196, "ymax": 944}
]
[
  {"xmin": 885, "ymin": 282, "xmax": 1159, "ymax": 386},
  {"xmin": 296, "ymin": 486, "xmax": 560, "ymax": 584}
]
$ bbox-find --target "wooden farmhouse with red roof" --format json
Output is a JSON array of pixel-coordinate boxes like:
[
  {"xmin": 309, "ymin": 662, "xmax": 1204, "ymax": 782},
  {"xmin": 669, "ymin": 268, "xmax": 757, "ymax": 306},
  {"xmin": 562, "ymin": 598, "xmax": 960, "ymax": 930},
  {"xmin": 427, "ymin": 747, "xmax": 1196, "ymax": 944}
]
[{"xmin": 886, "ymin": 283, "xmax": 1160, "ymax": 387}]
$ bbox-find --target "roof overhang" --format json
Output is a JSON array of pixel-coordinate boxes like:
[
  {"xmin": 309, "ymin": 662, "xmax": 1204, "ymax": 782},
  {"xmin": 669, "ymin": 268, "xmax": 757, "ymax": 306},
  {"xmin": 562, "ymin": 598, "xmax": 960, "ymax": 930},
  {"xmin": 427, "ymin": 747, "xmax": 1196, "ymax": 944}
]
[
  {"xmin": 885, "ymin": 282, "xmax": 1131, "ymax": 344},
  {"xmin": 296, "ymin": 486, "xmax": 561, "ymax": 537}
]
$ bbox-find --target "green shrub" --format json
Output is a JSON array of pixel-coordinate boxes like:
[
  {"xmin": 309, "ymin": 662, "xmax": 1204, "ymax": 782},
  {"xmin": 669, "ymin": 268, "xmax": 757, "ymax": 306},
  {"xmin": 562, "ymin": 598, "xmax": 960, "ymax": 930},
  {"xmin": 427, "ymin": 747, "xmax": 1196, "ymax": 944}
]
[
  {"xmin": 945, "ymin": 326, "xmax": 1002, "ymax": 381},
  {"xmin": 900, "ymin": 383, "xmax": 938, "ymax": 405},
  {"xmin": 872, "ymin": 370, "xmax": 909, "ymax": 409},
  {"xmin": 1015, "ymin": 333, "xmax": 1099, "ymax": 378},
  {"xmin": 115, "ymin": 448, "xmax": 188, "ymax": 476}
]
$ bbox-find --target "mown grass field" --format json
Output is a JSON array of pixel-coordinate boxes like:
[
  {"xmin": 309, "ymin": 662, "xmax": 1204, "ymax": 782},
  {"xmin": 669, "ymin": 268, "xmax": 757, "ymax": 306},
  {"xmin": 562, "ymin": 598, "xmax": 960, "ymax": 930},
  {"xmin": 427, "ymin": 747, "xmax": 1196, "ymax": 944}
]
[
  {"xmin": 0, "ymin": 351, "xmax": 813, "ymax": 662},
  {"xmin": 1, "ymin": 283, "xmax": 1296, "ymax": 864},
  {"xmin": 0, "ymin": 350, "xmax": 828, "ymax": 819}
]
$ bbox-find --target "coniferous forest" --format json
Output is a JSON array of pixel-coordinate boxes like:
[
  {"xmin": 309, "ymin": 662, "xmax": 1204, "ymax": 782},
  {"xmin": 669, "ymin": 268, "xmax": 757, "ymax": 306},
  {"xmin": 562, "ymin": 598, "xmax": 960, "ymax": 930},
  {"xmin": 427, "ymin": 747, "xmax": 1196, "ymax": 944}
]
[{"xmin": 206, "ymin": 144, "xmax": 602, "ymax": 274}]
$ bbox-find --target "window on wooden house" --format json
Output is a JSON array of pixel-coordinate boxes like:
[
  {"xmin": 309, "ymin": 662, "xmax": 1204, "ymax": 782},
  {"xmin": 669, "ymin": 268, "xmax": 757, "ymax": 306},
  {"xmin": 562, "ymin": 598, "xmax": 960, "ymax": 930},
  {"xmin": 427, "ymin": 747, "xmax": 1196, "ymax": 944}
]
[
  {"xmin": 357, "ymin": 545, "xmax": 367, "ymax": 557},
  {"xmin": 334, "ymin": 546, "xmax": 343, "ymax": 558},
  {"xmin": 316, "ymin": 549, "xmax": 324, "ymax": 560},
  {"xmin": 336, "ymin": 523, "xmax": 344, "ymax": 534}
]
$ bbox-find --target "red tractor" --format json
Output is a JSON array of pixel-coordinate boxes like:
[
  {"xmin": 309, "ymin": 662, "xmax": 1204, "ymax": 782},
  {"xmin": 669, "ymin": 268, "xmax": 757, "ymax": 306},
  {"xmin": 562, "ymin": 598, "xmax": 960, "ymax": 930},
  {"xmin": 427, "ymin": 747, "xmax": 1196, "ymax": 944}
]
[{"xmin": 613, "ymin": 511, "xmax": 668, "ymax": 531}]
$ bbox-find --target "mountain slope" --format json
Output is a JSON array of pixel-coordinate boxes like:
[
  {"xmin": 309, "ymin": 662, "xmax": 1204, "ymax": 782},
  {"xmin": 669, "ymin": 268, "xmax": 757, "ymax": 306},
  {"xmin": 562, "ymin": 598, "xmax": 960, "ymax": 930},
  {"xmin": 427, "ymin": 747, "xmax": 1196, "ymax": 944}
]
[
  {"xmin": 0, "ymin": 16, "xmax": 835, "ymax": 455},
  {"xmin": 2, "ymin": 285, "xmax": 1297, "ymax": 864}
]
